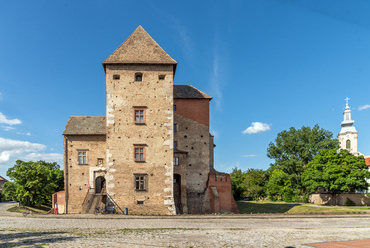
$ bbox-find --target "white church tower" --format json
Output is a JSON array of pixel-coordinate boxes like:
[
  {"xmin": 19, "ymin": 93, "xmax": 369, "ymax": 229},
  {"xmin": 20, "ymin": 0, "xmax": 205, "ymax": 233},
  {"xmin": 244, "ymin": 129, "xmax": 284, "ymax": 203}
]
[{"xmin": 338, "ymin": 97, "xmax": 361, "ymax": 156}]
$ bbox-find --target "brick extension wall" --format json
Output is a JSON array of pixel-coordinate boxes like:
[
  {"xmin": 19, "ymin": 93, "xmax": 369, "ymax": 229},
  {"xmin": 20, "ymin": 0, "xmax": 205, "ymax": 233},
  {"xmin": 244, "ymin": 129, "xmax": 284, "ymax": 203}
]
[{"xmin": 207, "ymin": 172, "xmax": 239, "ymax": 213}]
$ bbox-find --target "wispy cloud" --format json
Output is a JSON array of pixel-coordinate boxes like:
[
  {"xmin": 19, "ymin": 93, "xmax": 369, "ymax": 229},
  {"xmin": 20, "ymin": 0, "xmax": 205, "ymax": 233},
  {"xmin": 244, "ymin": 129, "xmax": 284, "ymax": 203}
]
[
  {"xmin": 359, "ymin": 104, "xmax": 370, "ymax": 111},
  {"xmin": 16, "ymin": 132, "xmax": 31, "ymax": 136},
  {"xmin": 3, "ymin": 126, "xmax": 15, "ymax": 131},
  {"xmin": 0, "ymin": 112, "xmax": 21, "ymax": 125},
  {"xmin": 241, "ymin": 154, "xmax": 257, "ymax": 157},
  {"xmin": 242, "ymin": 122, "xmax": 271, "ymax": 134},
  {"xmin": 0, "ymin": 137, "xmax": 62, "ymax": 165}
]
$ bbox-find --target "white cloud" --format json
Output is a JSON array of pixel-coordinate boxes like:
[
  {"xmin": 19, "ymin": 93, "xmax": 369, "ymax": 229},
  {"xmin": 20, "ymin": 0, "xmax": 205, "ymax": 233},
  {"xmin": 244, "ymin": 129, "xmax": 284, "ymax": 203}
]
[
  {"xmin": 241, "ymin": 155, "xmax": 257, "ymax": 157},
  {"xmin": 359, "ymin": 104, "xmax": 370, "ymax": 111},
  {"xmin": 3, "ymin": 126, "xmax": 15, "ymax": 131},
  {"xmin": 0, "ymin": 137, "xmax": 63, "ymax": 166},
  {"xmin": 242, "ymin": 122, "xmax": 271, "ymax": 134},
  {"xmin": 21, "ymin": 153, "xmax": 63, "ymax": 164},
  {"xmin": 0, "ymin": 112, "xmax": 21, "ymax": 125},
  {"xmin": 16, "ymin": 132, "xmax": 31, "ymax": 136},
  {"xmin": 0, "ymin": 137, "xmax": 46, "ymax": 164}
]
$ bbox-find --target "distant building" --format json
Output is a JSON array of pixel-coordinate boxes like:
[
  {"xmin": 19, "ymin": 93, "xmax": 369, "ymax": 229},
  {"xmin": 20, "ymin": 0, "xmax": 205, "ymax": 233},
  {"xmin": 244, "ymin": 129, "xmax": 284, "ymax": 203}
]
[
  {"xmin": 0, "ymin": 176, "xmax": 8, "ymax": 193},
  {"xmin": 337, "ymin": 98, "xmax": 370, "ymax": 192},
  {"xmin": 63, "ymin": 26, "xmax": 238, "ymax": 215}
]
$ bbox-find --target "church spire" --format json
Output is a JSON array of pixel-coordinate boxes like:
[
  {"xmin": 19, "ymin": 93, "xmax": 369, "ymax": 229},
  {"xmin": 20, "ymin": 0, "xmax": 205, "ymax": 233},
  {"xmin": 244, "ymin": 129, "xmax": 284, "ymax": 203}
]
[{"xmin": 340, "ymin": 97, "xmax": 356, "ymax": 134}]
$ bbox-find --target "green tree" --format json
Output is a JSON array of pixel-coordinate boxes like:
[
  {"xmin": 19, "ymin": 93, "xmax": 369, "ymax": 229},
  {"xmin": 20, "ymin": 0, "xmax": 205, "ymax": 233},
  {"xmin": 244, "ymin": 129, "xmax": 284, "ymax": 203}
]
[
  {"xmin": 302, "ymin": 149, "xmax": 370, "ymax": 194},
  {"xmin": 243, "ymin": 169, "xmax": 266, "ymax": 200},
  {"xmin": 266, "ymin": 169, "xmax": 294, "ymax": 201},
  {"xmin": 230, "ymin": 167, "xmax": 246, "ymax": 200},
  {"xmin": 3, "ymin": 160, "xmax": 64, "ymax": 206},
  {"xmin": 267, "ymin": 124, "xmax": 338, "ymax": 194}
]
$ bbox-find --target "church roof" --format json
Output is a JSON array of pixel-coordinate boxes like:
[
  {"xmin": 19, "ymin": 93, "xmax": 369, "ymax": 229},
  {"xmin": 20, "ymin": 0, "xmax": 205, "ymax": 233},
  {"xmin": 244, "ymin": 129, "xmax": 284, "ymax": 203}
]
[
  {"xmin": 174, "ymin": 85, "xmax": 212, "ymax": 99},
  {"xmin": 365, "ymin": 158, "xmax": 370, "ymax": 166},
  {"xmin": 103, "ymin": 26, "xmax": 177, "ymax": 67},
  {"xmin": 63, "ymin": 116, "xmax": 106, "ymax": 135}
]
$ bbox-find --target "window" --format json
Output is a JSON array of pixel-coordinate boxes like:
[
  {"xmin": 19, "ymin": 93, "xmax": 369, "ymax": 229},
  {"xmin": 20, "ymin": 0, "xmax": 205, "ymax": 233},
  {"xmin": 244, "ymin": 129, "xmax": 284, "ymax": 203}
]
[
  {"xmin": 346, "ymin": 139, "xmax": 351, "ymax": 149},
  {"xmin": 113, "ymin": 74, "xmax": 120, "ymax": 80},
  {"xmin": 78, "ymin": 151, "xmax": 87, "ymax": 164},
  {"xmin": 135, "ymin": 73, "xmax": 143, "ymax": 82},
  {"xmin": 174, "ymin": 141, "xmax": 177, "ymax": 149},
  {"xmin": 159, "ymin": 75, "xmax": 165, "ymax": 80},
  {"xmin": 134, "ymin": 107, "xmax": 146, "ymax": 124},
  {"xmin": 134, "ymin": 145, "xmax": 145, "ymax": 162},
  {"xmin": 173, "ymin": 105, "xmax": 176, "ymax": 111},
  {"xmin": 174, "ymin": 124, "xmax": 177, "ymax": 132},
  {"xmin": 174, "ymin": 157, "xmax": 179, "ymax": 166},
  {"xmin": 134, "ymin": 174, "xmax": 147, "ymax": 191}
]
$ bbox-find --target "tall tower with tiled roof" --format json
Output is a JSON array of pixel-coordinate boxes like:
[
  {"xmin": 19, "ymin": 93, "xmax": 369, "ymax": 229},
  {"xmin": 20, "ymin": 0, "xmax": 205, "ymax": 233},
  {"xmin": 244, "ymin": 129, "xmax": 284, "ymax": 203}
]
[{"xmin": 103, "ymin": 26, "xmax": 176, "ymax": 215}]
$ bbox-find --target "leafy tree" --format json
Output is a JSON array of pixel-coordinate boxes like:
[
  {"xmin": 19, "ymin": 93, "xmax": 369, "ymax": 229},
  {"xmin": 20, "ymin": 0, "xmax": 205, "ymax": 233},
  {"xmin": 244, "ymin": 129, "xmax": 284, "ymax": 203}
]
[
  {"xmin": 302, "ymin": 149, "xmax": 370, "ymax": 194},
  {"xmin": 3, "ymin": 160, "xmax": 64, "ymax": 206},
  {"xmin": 230, "ymin": 167, "xmax": 246, "ymax": 200},
  {"xmin": 266, "ymin": 169, "xmax": 293, "ymax": 201},
  {"xmin": 267, "ymin": 124, "xmax": 338, "ymax": 193},
  {"xmin": 243, "ymin": 169, "xmax": 266, "ymax": 200}
]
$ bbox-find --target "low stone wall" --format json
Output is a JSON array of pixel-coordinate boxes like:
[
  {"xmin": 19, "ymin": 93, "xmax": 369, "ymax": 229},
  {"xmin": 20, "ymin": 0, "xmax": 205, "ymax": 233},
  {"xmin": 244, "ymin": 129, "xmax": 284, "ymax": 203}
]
[{"xmin": 310, "ymin": 193, "xmax": 370, "ymax": 206}]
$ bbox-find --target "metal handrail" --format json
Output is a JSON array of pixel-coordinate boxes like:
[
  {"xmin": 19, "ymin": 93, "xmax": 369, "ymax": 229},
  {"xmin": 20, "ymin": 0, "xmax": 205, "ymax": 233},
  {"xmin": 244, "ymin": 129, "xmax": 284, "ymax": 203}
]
[{"xmin": 106, "ymin": 192, "xmax": 124, "ymax": 214}]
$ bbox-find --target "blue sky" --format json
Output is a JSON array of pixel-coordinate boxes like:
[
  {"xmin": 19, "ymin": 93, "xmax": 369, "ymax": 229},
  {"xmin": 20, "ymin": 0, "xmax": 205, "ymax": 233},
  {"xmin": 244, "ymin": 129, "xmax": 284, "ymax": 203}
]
[{"xmin": 1, "ymin": 0, "xmax": 370, "ymax": 179}]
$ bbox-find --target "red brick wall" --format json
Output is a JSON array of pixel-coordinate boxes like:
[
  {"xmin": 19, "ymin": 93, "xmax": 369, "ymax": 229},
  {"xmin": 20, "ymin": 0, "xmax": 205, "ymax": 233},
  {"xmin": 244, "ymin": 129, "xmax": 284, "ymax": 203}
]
[
  {"xmin": 174, "ymin": 99, "xmax": 210, "ymax": 126},
  {"xmin": 207, "ymin": 173, "xmax": 239, "ymax": 213}
]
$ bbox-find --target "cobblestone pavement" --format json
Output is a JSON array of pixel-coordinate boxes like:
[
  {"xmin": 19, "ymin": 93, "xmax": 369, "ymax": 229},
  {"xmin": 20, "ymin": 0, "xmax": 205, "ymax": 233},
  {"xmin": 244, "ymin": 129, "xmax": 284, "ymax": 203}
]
[{"xmin": 1, "ymin": 202, "xmax": 370, "ymax": 248}]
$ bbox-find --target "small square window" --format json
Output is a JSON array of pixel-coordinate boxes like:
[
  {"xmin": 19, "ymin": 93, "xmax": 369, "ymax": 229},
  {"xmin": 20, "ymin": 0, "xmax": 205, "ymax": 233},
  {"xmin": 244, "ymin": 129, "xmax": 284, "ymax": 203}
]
[
  {"xmin": 137, "ymin": 200, "xmax": 144, "ymax": 204},
  {"xmin": 174, "ymin": 157, "xmax": 179, "ymax": 166},
  {"xmin": 113, "ymin": 74, "xmax": 120, "ymax": 80},
  {"xmin": 159, "ymin": 75, "xmax": 165, "ymax": 80},
  {"xmin": 78, "ymin": 150, "xmax": 88, "ymax": 165},
  {"xmin": 134, "ymin": 107, "xmax": 146, "ymax": 124},
  {"xmin": 134, "ymin": 174, "xmax": 147, "ymax": 191},
  {"xmin": 135, "ymin": 73, "xmax": 143, "ymax": 82},
  {"xmin": 134, "ymin": 145, "xmax": 146, "ymax": 162}
]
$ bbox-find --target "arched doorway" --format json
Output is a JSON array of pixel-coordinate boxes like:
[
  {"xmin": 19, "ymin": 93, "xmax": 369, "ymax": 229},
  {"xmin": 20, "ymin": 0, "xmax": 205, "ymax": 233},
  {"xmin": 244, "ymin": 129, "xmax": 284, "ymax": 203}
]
[
  {"xmin": 95, "ymin": 176, "xmax": 106, "ymax": 194},
  {"xmin": 174, "ymin": 174, "xmax": 182, "ymax": 214}
]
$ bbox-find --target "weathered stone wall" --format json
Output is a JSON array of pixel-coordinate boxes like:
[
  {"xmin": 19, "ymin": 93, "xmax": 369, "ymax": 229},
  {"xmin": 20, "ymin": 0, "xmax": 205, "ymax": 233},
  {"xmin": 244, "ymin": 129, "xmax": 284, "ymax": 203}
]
[
  {"xmin": 64, "ymin": 135, "xmax": 106, "ymax": 213},
  {"xmin": 105, "ymin": 64, "xmax": 174, "ymax": 215},
  {"xmin": 174, "ymin": 113, "xmax": 211, "ymax": 213},
  {"xmin": 310, "ymin": 193, "xmax": 370, "ymax": 206}
]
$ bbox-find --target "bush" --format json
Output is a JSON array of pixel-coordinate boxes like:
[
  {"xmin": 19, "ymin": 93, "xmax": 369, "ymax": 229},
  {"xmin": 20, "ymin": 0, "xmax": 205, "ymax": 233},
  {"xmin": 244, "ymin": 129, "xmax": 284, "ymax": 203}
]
[{"xmin": 344, "ymin": 197, "xmax": 356, "ymax": 206}]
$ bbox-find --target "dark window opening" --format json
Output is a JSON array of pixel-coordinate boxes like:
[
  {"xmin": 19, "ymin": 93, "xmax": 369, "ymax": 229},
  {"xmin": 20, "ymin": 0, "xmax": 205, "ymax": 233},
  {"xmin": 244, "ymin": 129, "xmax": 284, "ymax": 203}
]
[
  {"xmin": 113, "ymin": 74, "xmax": 120, "ymax": 80},
  {"xmin": 135, "ymin": 73, "xmax": 143, "ymax": 82}
]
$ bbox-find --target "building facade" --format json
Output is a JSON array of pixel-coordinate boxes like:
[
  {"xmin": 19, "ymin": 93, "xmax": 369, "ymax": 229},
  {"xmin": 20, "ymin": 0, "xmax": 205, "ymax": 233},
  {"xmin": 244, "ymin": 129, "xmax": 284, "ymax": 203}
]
[{"xmin": 63, "ymin": 26, "xmax": 238, "ymax": 215}]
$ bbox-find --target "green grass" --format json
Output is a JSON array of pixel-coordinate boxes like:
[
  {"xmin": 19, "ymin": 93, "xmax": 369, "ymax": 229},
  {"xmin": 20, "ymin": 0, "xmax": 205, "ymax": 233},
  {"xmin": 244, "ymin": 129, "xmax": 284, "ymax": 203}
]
[
  {"xmin": 8, "ymin": 204, "xmax": 51, "ymax": 214},
  {"xmin": 237, "ymin": 200, "xmax": 370, "ymax": 214}
]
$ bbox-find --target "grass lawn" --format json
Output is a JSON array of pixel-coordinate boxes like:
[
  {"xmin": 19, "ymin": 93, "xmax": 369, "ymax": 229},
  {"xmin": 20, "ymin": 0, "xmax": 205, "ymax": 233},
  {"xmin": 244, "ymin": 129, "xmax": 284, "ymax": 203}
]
[
  {"xmin": 237, "ymin": 200, "xmax": 370, "ymax": 214},
  {"xmin": 8, "ymin": 204, "xmax": 52, "ymax": 214}
]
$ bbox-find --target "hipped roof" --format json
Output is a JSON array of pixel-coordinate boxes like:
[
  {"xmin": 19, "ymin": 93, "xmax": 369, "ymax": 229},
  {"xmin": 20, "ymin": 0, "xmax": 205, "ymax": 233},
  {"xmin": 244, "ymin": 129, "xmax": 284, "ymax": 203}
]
[
  {"xmin": 63, "ymin": 116, "xmax": 106, "ymax": 135},
  {"xmin": 103, "ymin": 26, "xmax": 177, "ymax": 71},
  {"xmin": 173, "ymin": 85, "xmax": 212, "ymax": 99}
]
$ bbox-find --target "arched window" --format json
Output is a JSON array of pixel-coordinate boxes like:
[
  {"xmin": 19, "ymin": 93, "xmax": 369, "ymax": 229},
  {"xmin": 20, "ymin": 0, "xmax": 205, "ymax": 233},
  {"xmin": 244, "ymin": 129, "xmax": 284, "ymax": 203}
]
[{"xmin": 346, "ymin": 139, "xmax": 351, "ymax": 149}]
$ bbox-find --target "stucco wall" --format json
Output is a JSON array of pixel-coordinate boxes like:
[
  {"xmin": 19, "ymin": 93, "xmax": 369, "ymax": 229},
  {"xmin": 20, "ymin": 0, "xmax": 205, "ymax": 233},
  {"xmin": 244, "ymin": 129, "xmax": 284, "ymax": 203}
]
[{"xmin": 310, "ymin": 193, "xmax": 370, "ymax": 206}]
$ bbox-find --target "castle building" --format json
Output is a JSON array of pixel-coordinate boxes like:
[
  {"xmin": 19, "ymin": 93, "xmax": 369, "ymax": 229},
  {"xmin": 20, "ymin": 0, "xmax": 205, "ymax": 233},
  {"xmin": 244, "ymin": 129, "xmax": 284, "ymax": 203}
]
[{"xmin": 63, "ymin": 26, "xmax": 238, "ymax": 215}]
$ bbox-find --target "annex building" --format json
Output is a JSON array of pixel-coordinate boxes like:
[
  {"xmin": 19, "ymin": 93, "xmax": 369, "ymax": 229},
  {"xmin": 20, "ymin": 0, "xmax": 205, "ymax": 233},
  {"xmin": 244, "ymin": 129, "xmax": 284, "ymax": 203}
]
[{"xmin": 63, "ymin": 26, "xmax": 238, "ymax": 215}]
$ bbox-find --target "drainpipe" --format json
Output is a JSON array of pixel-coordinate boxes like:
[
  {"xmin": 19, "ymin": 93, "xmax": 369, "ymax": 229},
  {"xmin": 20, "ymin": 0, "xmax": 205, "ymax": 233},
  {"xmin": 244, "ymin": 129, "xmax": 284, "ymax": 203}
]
[{"xmin": 64, "ymin": 136, "xmax": 69, "ymax": 214}]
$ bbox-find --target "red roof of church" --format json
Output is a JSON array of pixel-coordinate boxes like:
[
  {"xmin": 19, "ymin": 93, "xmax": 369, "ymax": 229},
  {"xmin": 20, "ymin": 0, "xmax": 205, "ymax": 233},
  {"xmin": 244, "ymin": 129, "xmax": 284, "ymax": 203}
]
[{"xmin": 365, "ymin": 158, "xmax": 370, "ymax": 166}]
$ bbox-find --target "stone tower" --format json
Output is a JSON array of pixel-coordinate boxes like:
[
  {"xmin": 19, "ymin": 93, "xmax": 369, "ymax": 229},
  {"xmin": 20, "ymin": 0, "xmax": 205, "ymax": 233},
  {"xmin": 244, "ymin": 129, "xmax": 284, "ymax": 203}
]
[
  {"xmin": 102, "ymin": 26, "xmax": 177, "ymax": 215},
  {"xmin": 338, "ymin": 97, "xmax": 360, "ymax": 156}
]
